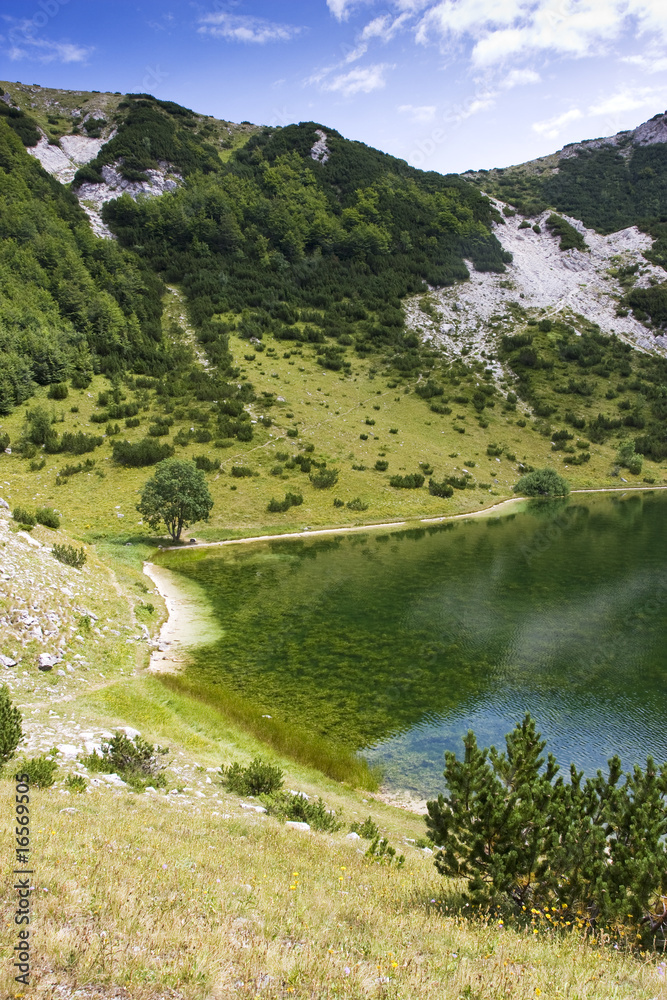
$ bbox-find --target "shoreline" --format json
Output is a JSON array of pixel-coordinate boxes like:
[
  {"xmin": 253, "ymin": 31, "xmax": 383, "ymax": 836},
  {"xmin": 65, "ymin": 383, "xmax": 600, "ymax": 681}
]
[{"xmin": 161, "ymin": 484, "xmax": 667, "ymax": 553}]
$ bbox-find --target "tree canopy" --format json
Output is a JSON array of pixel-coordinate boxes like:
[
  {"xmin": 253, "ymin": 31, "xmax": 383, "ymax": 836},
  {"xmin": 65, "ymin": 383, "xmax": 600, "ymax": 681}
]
[
  {"xmin": 137, "ymin": 458, "xmax": 214, "ymax": 541},
  {"xmin": 514, "ymin": 468, "xmax": 570, "ymax": 497}
]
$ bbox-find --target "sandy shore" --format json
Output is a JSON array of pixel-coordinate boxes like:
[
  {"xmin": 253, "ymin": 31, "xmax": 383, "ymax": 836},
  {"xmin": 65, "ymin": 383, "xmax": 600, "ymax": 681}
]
[{"xmin": 143, "ymin": 561, "xmax": 222, "ymax": 674}]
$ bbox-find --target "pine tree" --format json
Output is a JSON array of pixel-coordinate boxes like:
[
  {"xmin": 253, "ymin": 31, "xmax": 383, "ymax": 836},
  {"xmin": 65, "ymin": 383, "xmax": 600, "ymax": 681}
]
[{"xmin": 0, "ymin": 684, "xmax": 22, "ymax": 767}]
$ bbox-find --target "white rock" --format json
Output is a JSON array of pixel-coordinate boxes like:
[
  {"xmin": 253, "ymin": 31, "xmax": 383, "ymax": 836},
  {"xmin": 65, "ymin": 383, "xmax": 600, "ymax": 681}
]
[
  {"xmin": 57, "ymin": 744, "xmax": 79, "ymax": 759},
  {"xmin": 102, "ymin": 773, "xmax": 127, "ymax": 787},
  {"xmin": 0, "ymin": 498, "xmax": 8, "ymax": 509},
  {"xmin": 285, "ymin": 821, "xmax": 310, "ymax": 832},
  {"xmin": 346, "ymin": 831, "xmax": 362, "ymax": 841},
  {"xmin": 119, "ymin": 727, "xmax": 141, "ymax": 739},
  {"xmin": 240, "ymin": 803, "xmax": 267, "ymax": 814},
  {"xmin": 60, "ymin": 807, "xmax": 79, "ymax": 815},
  {"xmin": 0, "ymin": 654, "xmax": 17, "ymax": 667},
  {"xmin": 38, "ymin": 653, "xmax": 58, "ymax": 671},
  {"xmin": 18, "ymin": 532, "xmax": 40, "ymax": 548}
]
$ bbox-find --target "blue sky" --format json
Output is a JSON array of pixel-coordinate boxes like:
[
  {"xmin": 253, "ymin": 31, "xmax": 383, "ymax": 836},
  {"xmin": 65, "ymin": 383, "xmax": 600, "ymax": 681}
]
[{"xmin": 1, "ymin": 0, "xmax": 666, "ymax": 173}]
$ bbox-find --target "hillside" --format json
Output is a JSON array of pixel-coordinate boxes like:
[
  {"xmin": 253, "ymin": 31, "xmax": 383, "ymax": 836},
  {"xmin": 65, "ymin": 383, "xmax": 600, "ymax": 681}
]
[{"xmin": 1, "ymin": 85, "xmax": 667, "ymax": 544}]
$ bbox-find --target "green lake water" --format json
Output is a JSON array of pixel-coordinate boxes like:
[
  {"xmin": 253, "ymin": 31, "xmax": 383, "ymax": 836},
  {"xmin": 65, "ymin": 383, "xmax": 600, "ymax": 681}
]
[{"xmin": 162, "ymin": 492, "xmax": 667, "ymax": 798}]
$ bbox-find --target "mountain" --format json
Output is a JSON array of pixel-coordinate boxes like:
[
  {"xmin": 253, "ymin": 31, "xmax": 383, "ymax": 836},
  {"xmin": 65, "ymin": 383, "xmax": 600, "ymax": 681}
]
[{"xmin": 1, "ymin": 81, "xmax": 667, "ymax": 531}]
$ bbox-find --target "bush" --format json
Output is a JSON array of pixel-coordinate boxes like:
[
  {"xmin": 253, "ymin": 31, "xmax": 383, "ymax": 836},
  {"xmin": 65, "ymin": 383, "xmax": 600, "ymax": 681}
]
[
  {"xmin": 346, "ymin": 497, "xmax": 368, "ymax": 511},
  {"xmin": 617, "ymin": 439, "xmax": 643, "ymax": 475},
  {"xmin": 350, "ymin": 816, "xmax": 380, "ymax": 839},
  {"xmin": 52, "ymin": 544, "xmax": 87, "ymax": 569},
  {"xmin": 47, "ymin": 382, "xmax": 68, "ymax": 400},
  {"xmin": 546, "ymin": 213, "xmax": 588, "ymax": 252},
  {"xmin": 0, "ymin": 685, "xmax": 22, "ymax": 767},
  {"xmin": 374, "ymin": 460, "xmax": 389, "ymax": 471},
  {"xmin": 15, "ymin": 753, "xmax": 58, "ymax": 788},
  {"xmin": 82, "ymin": 733, "xmax": 169, "ymax": 789},
  {"xmin": 267, "ymin": 492, "xmax": 303, "ymax": 512},
  {"xmin": 310, "ymin": 468, "xmax": 339, "ymax": 489},
  {"xmin": 231, "ymin": 465, "xmax": 253, "ymax": 478},
  {"xmin": 12, "ymin": 506, "xmax": 35, "ymax": 528},
  {"xmin": 428, "ymin": 478, "xmax": 454, "ymax": 498},
  {"xmin": 389, "ymin": 473, "xmax": 424, "ymax": 489},
  {"xmin": 113, "ymin": 439, "xmax": 174, "ymax": 466},
  {"xmin": 35, "ymin": 507, "xmax": 60, "ymax": 529},
  {"xmin": 193, "ymin": 455, "xmax": 219, "ymax": 472},
  {"xmin": 65, "ymin": 774, "xmax": 87, "ymax": 793},
  {"xmin": 426, "ymin": 715, "xmax": 667, "ymax": 941},
  {"xmin": 365, "ymin": 836, "xmax": 405, "ymax": 868},
  {"xmin": 513, "ymin": 468, "xmax": 570, "ymax": 497},
  {"xmin": 333, "ymin": 498, "xmax": 345, "ymax": 508},
  {"xmin": 263, "ymin": 791, "xmax": 343, "ymax": 832},
  {"xmin": 220, "ymin": 757, "xmax": 283, "ymax": 796}
]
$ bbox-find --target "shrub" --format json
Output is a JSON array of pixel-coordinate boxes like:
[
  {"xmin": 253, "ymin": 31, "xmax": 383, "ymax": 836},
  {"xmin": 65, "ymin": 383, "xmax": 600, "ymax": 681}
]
[
  {"xmin": 0, "ymin": 685, "xmax": 22, "ymax": 767},
  {"xmin": 389, "ymin": 473, "xmax": 424, "ymax": 489},
  {"xmin": 389, "ymin": 428, "xmax": 399, "ymax": 434},
  {"xmin": 193, "ymin": 455, "xmax": 219, "ymax": 472},
  {"xmin": 267, "ymin": 492, "xmax": 303, "ymax": 512},
  {"xmin": 617, "ymin": 439, "xmax": 643, "ymax": 475},
  {"xmin": 125, "ymin": 416, "xmax": 141, "ymax": 428},
  {"xmin": 374, "ymin": 460, "xmax": 389, "ymax": 471},
  {"xmin": 231, "ymin": 465, "xmax": 253, "ymax": 478},
  {"xmin": 35, "ymin": 507, "xmax": 60, "ymax": 529},
  {"xmin": 428, "ymin": 478, "xmax": 454, "ymax": 498},
  {"xmin": 347, "ymin": 497, "xmax": 368, "ymax": 511},
  {"xmin": 425, "ymin": 715, "xmax": 667, "ymax": 942},
  {"xmin": 546, "ymin": 213, "xmax": 588, "ymax": 252},
  {"xmin": 113, "ymin": 439, "xmax": 174, "ymax": 466},
  {"xmin": 12, "ymin": 506, "xmax": 35, "ymax": 528},
  {"xmin": 65, "ymin": 774, "xmax": 87, "ymax": 793},
  {"xmin": 82, "ymin": 733, "xmax": 169, "ymax": 789},
  {"xmin": 286, "ymin": 428, "xmax": 299, "ymax": 438},
  {"xmin": 47, "ymin": 382, "xmax": 68, "ymax": 400},
  {"xmin": 15, "ymin": 753, "xmax": 58, "ymax": 788},
  {"xmin": 52, "ymin": 544, "xmax": 87, "ymax": 569},
  {"xmin": 513, "ymin": 468, "xmax": 569, "ymax": 497},
  {"xmin": 333, "ymin": 498, "xmax": 345, "ymax": 508},
  {"xmin": 263, "ymin": 791, "xmax": 343, "ymax": 832},
  {"xmin": 430, "ymin": 402, "xmax": 452, "ymax": 415},
  {"xmin": 359, "ymin": 433, "xmax": 368, "ymax": 441},
  {"xmin": 106, "ymin": 422, "xmax": 121, "ymax": 436},
  {"xmin": 350, "ymin": 816, "xmax": 380, "ymax": 839},
  {"xmin": 365, "ymin": 836, "xmax": 405, "ymax": 868},
  {"xmin": 220, "ymin": 757, "xmax": 283, "ymax": 796},
  {"xmin": 310, "ymin": 468, "xmax": 339, "ymax": 489}
]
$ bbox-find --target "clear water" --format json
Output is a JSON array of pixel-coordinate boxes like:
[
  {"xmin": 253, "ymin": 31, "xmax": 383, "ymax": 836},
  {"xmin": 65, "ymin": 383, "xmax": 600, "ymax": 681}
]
[{"xmin": 163, "ymin": 492, "xmax": 667, "ymax": 798}]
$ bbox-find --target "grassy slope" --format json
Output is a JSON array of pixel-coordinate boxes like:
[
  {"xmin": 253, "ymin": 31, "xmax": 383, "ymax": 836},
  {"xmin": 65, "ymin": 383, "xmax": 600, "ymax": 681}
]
[
  {"xmin": 0, "ymin": 523, "xmax": 664, "ymax": 997},
  {"xmin": 2, "ymin": 299, "xmax": 664, "ymax": 546}
]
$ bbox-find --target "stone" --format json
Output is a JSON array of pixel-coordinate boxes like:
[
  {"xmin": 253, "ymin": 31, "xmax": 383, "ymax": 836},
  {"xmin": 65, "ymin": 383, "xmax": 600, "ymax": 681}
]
[
  {"xmin": 285, "ymin": 821, "xmax": 310, "ymax": 832},
  {"xmin": 18, "ymin": 531, "xmax": 40, "ymax": 548},
  {"xmin": 38, "ymin": 653, "xmax": 58, "ymax": 671},
  {"xmin": 119, "ymin": 726, "xmax": 141, "ymax": 739},
  {"xmin": 60, "ymin": 807, "xmax": 79, "ymax": 814},
  {"xmin": 57, "ymin": 745, "xmax": 79, "ymax": 759},
  {"xmin": 346, "ymin": 831, "xmax": 361, "ymax": 841},
  {"xmin": 0, "ymin": 654, "xmax": 17, "ymax": 667},
  {"xmin": 0, "ymin": 498, "xmax": 8, "ymax": 509},
  {"xmin": 241, "ymin": 803, "xmax": 267, "ymax": 814}
]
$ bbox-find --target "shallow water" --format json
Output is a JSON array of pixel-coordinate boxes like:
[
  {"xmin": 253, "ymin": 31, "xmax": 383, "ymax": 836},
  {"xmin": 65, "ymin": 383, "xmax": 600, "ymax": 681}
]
[{"xmin": 163, "ymin": 492, "xmax": 667, "ymax": 797}]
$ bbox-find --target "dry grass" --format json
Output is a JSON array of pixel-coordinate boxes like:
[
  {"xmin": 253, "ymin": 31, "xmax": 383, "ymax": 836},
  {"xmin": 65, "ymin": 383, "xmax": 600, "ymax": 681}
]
[{"xmin": 1, "ymin": 778, "xmax": 666, "ymax": 1000}]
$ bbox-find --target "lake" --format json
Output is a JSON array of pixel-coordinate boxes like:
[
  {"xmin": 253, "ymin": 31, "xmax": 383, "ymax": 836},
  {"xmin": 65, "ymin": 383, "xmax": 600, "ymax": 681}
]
[{"xmin": 161, "ymin": 491, "xmax": 667, "ymax": 798}]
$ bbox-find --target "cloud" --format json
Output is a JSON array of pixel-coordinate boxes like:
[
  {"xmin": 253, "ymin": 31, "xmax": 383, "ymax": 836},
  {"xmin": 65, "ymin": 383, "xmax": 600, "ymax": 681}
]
[
  {"xmin": 361, "ymin": 12, "xmax": 412, "ymax": 42},
  {"xmin": 532, "ymin": 107, "xmax": 583, "ymax": 138},
  {"xmin": 5, "ymin": 35, "xmax": 92, "ymax": 64},
  {"xmin": 621, "ymin": 52, "xmax": 667, "ymax": 74},
  {"xmin": 414, "ymin": 0, "xmax": 667, "ymax": 67},
  {"xmin": 322, "ymin": 63, "xmax": 393, "ymax": 96},
  {"xmin": 398, "ymin": 103, "xmax": 437, "ymax": 122},
  {"xmin": 327, "ymin": 0, "xmax": 375, "ymax": 21},
  {"xmin": 588, "ymin": 86, "xmax": 666, "ymax": 117},
  {"xmin": 198, "ymin": 12, "xmax": 302, "ymax": 44},
  {"xmin": 501, "ymin": 67, "xmax": 540, "ymax": 88}
]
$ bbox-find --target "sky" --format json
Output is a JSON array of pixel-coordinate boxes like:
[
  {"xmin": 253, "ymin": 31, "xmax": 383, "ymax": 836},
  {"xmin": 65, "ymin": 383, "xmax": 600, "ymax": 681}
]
[{"xmin": 1, "ymin": 0, "xmax": 666, "ymax": 173}]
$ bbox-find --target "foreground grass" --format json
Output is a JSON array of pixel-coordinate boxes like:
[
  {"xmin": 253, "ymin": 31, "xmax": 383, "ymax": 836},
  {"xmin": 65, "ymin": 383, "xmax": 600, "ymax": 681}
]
[{"xmin": 0, "ymin": 775, "xmax": 665, "ymax": 999}]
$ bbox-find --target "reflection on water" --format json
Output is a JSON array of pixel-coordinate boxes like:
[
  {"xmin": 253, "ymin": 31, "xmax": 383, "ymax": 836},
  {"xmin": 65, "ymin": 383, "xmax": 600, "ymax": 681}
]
[{"xmin": 162, "ymin": 492, "xmax": 667, "ymax": 797}]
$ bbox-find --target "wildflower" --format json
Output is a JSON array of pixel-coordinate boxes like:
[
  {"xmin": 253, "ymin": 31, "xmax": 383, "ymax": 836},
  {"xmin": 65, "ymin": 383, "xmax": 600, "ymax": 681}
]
[
  {"xmin": 535, "ymin": 990, "xmax": 542, "ymax": 997},
  {"xmin": 162, "ymin": 864, "xmax": 168, "ymax": 869},
  {"xmin": 343, "ymin": 967, "xmax": 350, "ymax": 975}
]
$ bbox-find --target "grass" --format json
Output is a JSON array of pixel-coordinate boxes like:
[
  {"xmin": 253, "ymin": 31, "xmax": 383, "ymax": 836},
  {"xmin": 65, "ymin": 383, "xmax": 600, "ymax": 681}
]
[{"xmin": 2, "ymin": 306, "xmax": 663, "ymax": 552}]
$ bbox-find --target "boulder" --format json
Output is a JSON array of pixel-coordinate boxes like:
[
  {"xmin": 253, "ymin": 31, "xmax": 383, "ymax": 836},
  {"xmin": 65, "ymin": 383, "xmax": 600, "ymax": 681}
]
[
  {"xmin": 38, "ymin": 653, "xmax": 58, "ymax": 671},
  {"xmin": 345, "ymin": 831, "xmax": 361, "ymax": 841},
  {"xmin": 0, "ymin": 654, "xmax": 17, "ymax": 667},
  {"xmin": 285, "ymin": 821, "xmax": 310, "ymax": 832}
]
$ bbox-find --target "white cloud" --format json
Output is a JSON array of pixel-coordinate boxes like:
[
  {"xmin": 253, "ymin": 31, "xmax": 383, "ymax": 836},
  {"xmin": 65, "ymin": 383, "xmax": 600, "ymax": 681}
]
[
  {"xmin": 398, "ymin": 103, "xmax": 437, "ymax": 122},
  {"xmin": 323, "ymin": 63, "xmax": 393, "ymax": 96},
  {"xmin": 532, "ymin": 107, "xmax": 583, "ymax": 138},
  {"xmin": 5, "ymin": 35, "xmax": 92, "ymax": 63},
  {"xmin": 501, "ymin": 67, "xmax": 540, "ymax": 88},
  {"xmin": 588, "ymin": 87, "xmax": 666, "ymax": 117},
  {"xmin": 198, "ymin": 13, "xmax": 302, "ymax": 44},
  {"xmin": 361, "ymin": 12, "xmax": 412, "ymax": 42},
  {"xmin": 414, "ymin": 0, "xmax": 667, "ymax": 67},
  {"xmin": 327, "ymin": 0, "xmax": 375, "ymax": 21},
  {"xmin": 621, "ymin": 52, "xmax": 667, "ymax": 74}
]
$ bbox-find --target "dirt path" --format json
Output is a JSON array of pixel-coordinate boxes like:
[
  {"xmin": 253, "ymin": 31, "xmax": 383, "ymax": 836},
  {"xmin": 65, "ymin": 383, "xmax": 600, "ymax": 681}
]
[{"xmin": 162, "ymin": 485, "xmax": 667, "ymax": 553}]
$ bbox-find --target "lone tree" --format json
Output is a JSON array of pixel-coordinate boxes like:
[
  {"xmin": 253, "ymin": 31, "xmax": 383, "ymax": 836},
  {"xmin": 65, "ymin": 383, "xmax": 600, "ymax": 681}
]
[
  {"xmin": 0, "ymin": 684, "xmax": 22, "ymax": 767},
  {"xmin": 137, "ymin": 458, "xmax": 214, "ymax": 542},
  {"xmin": 514, "ymin": 467, "xmax": 570, "ymax": 497}
]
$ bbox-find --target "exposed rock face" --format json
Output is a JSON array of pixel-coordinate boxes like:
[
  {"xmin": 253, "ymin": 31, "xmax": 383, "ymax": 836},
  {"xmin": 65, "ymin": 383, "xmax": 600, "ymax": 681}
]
[
  {"xmin": 311, "ymin": 129, "xmax": 330, "ymax": 164},
  {"xmin": 76, "ymin": 161, "xmax": 183, "ymax": 238},
  {"xmin": 27, "ymin": 133, "xmax": 110, "ymax": 184},
  {"xmin": 560, "ymin": 111, "xmax": 667, "ymax": 160},
  {"xmin": 406, "ymin": 198, "xmax": 667, "ymax": 376}
]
